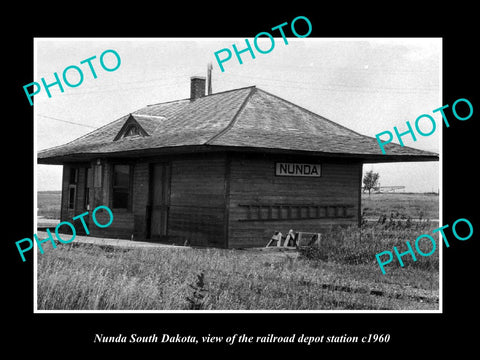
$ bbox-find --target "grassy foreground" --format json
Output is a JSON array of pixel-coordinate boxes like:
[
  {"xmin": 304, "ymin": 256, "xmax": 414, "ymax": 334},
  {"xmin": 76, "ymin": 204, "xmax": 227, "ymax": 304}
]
[{"xmin": 37, "ymin": 220, "xmax": 439, "ymax": 311}]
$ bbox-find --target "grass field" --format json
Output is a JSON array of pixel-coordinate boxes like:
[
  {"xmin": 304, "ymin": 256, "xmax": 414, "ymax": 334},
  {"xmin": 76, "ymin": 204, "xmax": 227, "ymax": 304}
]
[
  {"xmin": 37, "ymin": 191, "xmax": 61, "ymax": 219},
  {"xmin": 361, "ymin": 192, "xmax": 439, "ymax": 220},
  {"xmin": 36, "ymin": 191, "xmax": 440, "ymax": 311}
]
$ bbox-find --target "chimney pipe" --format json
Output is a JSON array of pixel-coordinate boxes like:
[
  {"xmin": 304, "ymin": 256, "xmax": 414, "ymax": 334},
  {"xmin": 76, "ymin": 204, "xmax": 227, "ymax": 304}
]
[
  {"xmin": 190, "ymin": 76, "xmax": 206, "ymax": 100},
  {"xmin": 207, "ymin": 63, "xmax": 212, "ymax": 95}
]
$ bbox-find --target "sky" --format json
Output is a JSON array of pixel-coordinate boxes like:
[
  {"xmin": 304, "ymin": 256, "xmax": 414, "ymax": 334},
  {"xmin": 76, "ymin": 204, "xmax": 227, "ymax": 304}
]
[{"xmin": 35, "ymin": 38, "xmax": 441, "ymax": 192}]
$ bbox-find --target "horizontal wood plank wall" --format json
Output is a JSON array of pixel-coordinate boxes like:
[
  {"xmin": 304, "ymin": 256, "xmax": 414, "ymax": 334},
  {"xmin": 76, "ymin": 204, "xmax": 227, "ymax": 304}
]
[
  {"xmin": 90, "ymin": 209, "xmax": 133, "ymax": 239},
  {"xmin": 168, "ymin": 154, "xmax": 226, "ymax": 247},
  {"xmin": 228, "ymin": 154, "xmax": 362, "ymax": 248}
]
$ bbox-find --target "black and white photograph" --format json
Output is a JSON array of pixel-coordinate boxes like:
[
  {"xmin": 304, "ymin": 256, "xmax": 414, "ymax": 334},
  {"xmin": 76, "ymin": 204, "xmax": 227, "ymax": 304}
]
[
  {"xmin": 6, "ymin": 8, "xmax": 478, "ymax": 355},
  {"xmin": 34, "ymin": 38, "xmax": 441, "ymax": 311}
]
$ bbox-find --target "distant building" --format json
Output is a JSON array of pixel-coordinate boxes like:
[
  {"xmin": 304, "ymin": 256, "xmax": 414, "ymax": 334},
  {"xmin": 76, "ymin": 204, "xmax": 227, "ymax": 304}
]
[
  {"xmin": 362, "ymin": 186, "xmax": 406, "ymax": 193},
  {"xmin": 38, "ymin": 77, "xmax": 438, "ymax": 247}
]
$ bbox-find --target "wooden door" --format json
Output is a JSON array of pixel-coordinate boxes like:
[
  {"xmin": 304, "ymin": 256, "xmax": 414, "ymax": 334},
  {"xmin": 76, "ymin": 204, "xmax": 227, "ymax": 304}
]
[{"xmin": 149, "ymin": 163, "xmax": 170, "ymax": 240}]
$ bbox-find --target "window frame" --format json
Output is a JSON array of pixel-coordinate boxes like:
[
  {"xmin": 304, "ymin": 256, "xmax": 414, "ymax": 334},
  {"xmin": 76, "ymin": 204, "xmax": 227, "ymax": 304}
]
[
  {"xmin": 67, "ymin": 167, "xmax": 78, "ymax": 210},
  {"xmin": 67, "ymin": 186, "xmax": 76, "ymax": 210},
  {"xmin": 111, "ymin": 163, "xmax": 133, "ymax": 211}
]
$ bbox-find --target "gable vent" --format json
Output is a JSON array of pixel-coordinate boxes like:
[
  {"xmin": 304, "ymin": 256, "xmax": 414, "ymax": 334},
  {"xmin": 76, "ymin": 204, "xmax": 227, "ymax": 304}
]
[{"xmin": 113, "ymin": 114, "xmax": 149, "ymax": 141}]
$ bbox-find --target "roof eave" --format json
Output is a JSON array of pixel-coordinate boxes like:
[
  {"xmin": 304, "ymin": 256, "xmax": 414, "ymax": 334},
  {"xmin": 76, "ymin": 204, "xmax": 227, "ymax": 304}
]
[{"xmin": 37, "ymin": 145, "xmax": 439, "ymax": 165}]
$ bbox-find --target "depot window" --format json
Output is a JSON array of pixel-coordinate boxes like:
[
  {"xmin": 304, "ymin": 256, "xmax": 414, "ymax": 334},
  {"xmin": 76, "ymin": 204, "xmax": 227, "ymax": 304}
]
[{"xmin": 112, "ymin": 164, "xmax": 132, "ymax": 209}]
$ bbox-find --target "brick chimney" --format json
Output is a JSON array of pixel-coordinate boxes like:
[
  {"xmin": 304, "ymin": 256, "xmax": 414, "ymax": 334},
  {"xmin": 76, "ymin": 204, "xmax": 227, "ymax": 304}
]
[{"xmin": 190, "ymin": 76, "xmax": 206, "ymax": 100}]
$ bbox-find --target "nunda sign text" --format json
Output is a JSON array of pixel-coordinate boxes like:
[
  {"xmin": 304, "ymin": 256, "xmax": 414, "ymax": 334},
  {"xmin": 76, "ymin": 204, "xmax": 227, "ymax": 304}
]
[{"xmin": 275, "ymin": 162, "xmax": 322, "ymax": 177}]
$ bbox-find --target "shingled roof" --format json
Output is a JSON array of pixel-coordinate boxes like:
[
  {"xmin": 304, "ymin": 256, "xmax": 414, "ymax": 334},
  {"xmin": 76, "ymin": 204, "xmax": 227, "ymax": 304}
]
[{"xmin": 38, "ymin": 86, "xmax": 439, "ymax": 164}]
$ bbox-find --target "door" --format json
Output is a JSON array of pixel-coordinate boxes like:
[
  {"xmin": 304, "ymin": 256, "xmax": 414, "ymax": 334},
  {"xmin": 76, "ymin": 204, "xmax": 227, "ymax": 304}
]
[{"xmin": 149, "ymin": 163, "xmax": 170, "ymax": 240}]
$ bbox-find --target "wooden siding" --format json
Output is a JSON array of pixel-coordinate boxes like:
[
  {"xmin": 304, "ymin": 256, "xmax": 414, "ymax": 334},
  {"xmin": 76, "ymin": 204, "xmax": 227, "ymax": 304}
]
[
  {"xmin": 90, "ymin": 209, "xmax": 133, "ymax": 239},
  {"xmin": 58, "ymin": 152, "xmax": 362, "ymax": 247},
  {"xmin": 59, "ymin": 156, "xmax": 228, "ymax": 243},
  {"xmin": 168, "ymin": 155, "xmax": 226, "ymax": 247},
  {"xmin": 227, "ymin": 154, "xmax": 362, "ymax": 248}
]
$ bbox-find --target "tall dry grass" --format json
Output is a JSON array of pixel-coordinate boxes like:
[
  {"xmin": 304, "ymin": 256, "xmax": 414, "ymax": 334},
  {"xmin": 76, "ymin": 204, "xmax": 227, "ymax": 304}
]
[
  {"xmin": 300, "ymin": 219, "xmax": 439, "ymax": 272},
  {"xmin": 37, "ymin": 220, "xmax": 439, "ymax": 311}
]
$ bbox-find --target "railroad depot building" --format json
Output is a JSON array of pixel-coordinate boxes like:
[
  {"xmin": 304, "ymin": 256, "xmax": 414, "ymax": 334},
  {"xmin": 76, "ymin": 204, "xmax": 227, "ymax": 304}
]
[{"xmin": 38, "ymin": 77, "xmax": 438, "ymax": 248}]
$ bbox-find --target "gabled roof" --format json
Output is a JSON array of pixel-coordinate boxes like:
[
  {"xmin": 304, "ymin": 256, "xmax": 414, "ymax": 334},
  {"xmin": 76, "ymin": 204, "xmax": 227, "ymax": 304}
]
[
  {"xmin": 38, "ymin": 86, "xmax": 439, "ymax": 164},
  {"xmin": 113, "ymin": 114, "xmax": 153, "ymax": 141}
]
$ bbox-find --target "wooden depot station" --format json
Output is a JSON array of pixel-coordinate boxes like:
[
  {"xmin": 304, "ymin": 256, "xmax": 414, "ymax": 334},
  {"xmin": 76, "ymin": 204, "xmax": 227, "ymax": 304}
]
[{"xmin": 38, "ymin": 77, "xmax": 438, "ymax": 248}]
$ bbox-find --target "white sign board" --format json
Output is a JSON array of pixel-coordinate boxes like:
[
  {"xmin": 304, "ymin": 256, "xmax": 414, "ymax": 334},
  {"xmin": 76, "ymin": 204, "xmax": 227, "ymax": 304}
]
[{"xmin": 275, "ymin": 162, "xmax": 321, "ymax": 177}]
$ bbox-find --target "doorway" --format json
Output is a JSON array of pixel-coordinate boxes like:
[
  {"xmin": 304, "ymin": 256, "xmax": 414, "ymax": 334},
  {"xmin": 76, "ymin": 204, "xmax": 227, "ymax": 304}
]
[{"xmin": 148, "ymin": 163, "xmax": 170, "ymax": 240}]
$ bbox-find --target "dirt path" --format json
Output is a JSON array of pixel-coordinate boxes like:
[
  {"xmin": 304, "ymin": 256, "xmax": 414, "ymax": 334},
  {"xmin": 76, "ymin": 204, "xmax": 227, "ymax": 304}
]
[{"xmin": 35, "ymin": 231, "xmax": 184, "ymax": 249}]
